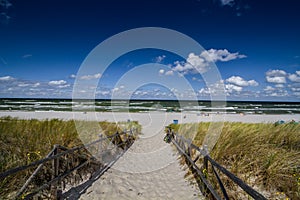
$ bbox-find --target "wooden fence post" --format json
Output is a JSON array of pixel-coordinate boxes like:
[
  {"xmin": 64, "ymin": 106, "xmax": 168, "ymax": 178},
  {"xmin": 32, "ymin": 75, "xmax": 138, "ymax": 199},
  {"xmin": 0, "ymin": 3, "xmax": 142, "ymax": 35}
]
[
  {"xmin": 52, "ymin": 144, "xmax": 62, "ymax": 200},
  {"xmin": 116, "ymin": 132, "xmax": 124, "ymax": 150},
  {"xmin": 203, "ymin": 156, "xmax": 208, "ymax": 176},
  {"xmin": 130, "ymin": 128, "xmax": 133, "ymax": 136},
  {"xmin": 98, "ymin": 134, "xmax": 103, "ymax": 161},
  {"xmin": 202, "ymin": 155, "xmax": 209, "ymax": 196}
]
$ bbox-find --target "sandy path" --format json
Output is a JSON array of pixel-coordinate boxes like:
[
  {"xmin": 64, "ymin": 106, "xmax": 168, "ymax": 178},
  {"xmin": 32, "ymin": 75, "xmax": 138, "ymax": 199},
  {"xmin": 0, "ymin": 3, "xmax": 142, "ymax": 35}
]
[{"xmin": 79, "ymin": 114, "xmax": 204, "ymax": 200}]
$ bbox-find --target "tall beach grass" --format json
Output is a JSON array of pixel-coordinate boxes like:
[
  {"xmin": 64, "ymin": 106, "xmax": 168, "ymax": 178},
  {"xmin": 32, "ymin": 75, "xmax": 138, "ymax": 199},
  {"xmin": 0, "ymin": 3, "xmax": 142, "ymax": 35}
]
[
  {"xmin": 170, "ymin": 122, "xmax": 300, "ymax": 199},
  {"xmin": 0, "ymin": 116, "xmax": 141, "ymax": 199}
]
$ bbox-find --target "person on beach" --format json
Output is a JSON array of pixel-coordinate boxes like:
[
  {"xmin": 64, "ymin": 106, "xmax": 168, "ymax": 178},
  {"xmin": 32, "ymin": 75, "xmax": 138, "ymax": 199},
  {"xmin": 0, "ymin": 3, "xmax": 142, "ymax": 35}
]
[{"xmin": 164, "ymin": 127, "xmax": 174, "ymax": 143}]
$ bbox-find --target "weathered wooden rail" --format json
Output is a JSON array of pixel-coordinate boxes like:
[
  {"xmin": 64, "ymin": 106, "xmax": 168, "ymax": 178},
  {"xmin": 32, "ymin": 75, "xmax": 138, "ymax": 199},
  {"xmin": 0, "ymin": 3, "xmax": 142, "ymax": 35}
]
[
  {"xmin": 166, "ymin": 127, "xmax": 267, "ymax": 200},
  {"xmin": 0, "ymin": 128, "xmax": 138, "ymax": 199}
]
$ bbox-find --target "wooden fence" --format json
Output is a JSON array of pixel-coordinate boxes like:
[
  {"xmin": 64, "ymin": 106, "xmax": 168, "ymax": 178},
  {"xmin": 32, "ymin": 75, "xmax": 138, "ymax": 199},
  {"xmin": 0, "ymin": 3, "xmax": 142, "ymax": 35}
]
[
  {"xmin": 166, "ymin": 127, "xmax": 267, "ymax": 200},
  {"xmin": 0, "ymin": 128, "xmax": 138, "ymax": 199}
]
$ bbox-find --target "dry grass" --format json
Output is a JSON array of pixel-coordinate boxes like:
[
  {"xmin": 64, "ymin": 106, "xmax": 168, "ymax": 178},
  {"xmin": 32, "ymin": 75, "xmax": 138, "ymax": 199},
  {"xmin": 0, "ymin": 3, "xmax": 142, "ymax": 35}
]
[
  {"xmin": 170, "ymin": 122, "xmax": 300, "ymax": 199},
  {"xmin": 0, "ymin": 116, "xmax": 141, "ymax": 199}
]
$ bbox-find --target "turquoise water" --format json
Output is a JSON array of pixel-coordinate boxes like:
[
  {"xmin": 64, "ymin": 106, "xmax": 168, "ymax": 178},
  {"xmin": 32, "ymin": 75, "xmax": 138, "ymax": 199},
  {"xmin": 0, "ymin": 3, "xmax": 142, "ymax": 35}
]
[{"xmin": 0, "ymin": 98, "xmax": 299, "ymax": 114}]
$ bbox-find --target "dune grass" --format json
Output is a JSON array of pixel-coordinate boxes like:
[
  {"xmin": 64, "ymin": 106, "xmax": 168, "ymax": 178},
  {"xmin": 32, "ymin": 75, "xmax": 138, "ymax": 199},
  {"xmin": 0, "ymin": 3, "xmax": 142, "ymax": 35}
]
[
  {"xmin": 0, "ymin": 116, "xmax": 141, "ymax": 199},
  {"xmin": 169, "ymin": 122, "xmax": 300, "ymax": 199}
]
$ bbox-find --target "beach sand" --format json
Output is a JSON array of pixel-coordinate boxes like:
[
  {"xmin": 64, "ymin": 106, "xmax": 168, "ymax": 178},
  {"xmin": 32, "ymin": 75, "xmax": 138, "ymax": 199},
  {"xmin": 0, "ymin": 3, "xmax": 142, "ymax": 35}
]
[
  {"xmin": 1, "ymin": 111, "xmax": 299, "ymax": 199},
  {"xmin": 0, "ymin": 111, "xmax": 298, "ymax": 124}
]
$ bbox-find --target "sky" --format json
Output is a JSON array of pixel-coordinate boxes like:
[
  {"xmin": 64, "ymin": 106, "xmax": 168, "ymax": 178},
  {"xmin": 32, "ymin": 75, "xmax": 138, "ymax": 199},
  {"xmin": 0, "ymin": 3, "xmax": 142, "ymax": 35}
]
[{"xmin": 0, "ymin": 0, "xmax": 300, "ymax": 101}]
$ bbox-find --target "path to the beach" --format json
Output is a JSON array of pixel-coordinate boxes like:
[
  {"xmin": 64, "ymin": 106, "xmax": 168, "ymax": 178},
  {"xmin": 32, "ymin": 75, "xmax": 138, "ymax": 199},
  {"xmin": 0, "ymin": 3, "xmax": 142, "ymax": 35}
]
[
  {"xmin": 79, "ymin": 113, "xmax": 204, "ymax": 200},
  {"xmin": 1, "ymin": 111, "xmax": 298, "ymax": 199}
]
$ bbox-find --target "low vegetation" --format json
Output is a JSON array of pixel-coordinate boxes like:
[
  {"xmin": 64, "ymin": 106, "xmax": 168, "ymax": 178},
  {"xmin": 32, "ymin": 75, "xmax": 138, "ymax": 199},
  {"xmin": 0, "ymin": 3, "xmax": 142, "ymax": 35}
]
[
  {"xmin": 0, "ymin": 116, "xmax": 141, "ymax": 199},
  {"xmin": 169, "ymin": 122, "xmax": 300, "ymax": 199}
]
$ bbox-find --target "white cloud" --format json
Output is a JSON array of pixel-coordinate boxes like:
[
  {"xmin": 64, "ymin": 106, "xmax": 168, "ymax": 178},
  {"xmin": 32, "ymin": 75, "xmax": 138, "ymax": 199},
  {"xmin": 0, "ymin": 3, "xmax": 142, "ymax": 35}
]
[
  {"xmin": 169, "ymin": 49, "xmax": 246, "ymax": 75},
  {"xmin": 226, "ymin": 76, "xmax": 258, "ymax": 87},
  {"xmin": 200, "ymin": 49, "xmax": 246, "ymax": 62},
  {"xmin": 220, "ymin": 0, "xmax": 235, "ymax": 6},
  {"xmin": 170, "ymin": 88, "xmax": 178, "ymax": 93},
  {"xmin": 291, "ymin": 87, "xmax": 300, "ymax": 92},
  {"xmin": 173, "ymin": 61, "xmax": 190, "ymax": 73},
  {"xmin": 288, "ymin": 73, "xmax": 300, "ymax": 83},
  {"xmin": 197, "ymin": 81, "xmax": 226, "ymax": 96},
  {"xmin": 18, "ymin": 83, "xmax": 29, "ymax": 87},
  {"xmin": 97, "ymin": 90, "xmax": 111, "ymax": 96},
  {"xmin": 133, "ymin": 90, "xmax": 149, "ymax": 97},
  {"xmin": 198, "ymin": 78, "xmax": 260, "ymax": 98},
  {"xmin": 275, "ymin": 84, "xmax": 284, "ymax": 88},
  {"xmin": 266, "ymin": 76, "xmax": 286, "ymax": 84},
  {"xmin": 266, "ymin": 69, "xmax": 287, "ymax": 77},
  {"xmin": 172, "ymin": 54, "xmax": 207, "ymax": 74},
  {"xmin": 199, "ymin": 88, "xmax": 212, "ymax": 95},
  {"xmin": 22, "ymin": 54, "xmax": 32, "ymax": 59},
  {"xmin": 70, "ymin": 74, "xmax": 76, "ymax": 79},
  {"xmin": 158, "ymin": 69, "xmax": 174, "ymax": 76},
  {"xmin": 264, "ymin": 85, "xmax": 288, "ymax": 97},
  {"xmin": 33, "ymin": 83, "xmax": 40, "ymax": 87},
  {"xmin": 291, "ymin": 85, "xmax": 300, "ymax": 97},
  {"xmin": 265, "ymin": 69, "xmax": 287, "ymax": 84},
  {"xmin": 296, "ymin": 71, "xmax": 300, "ymax": 76},
  {"xmin": 79, "ymin": 73, "xmax": 101, "ymax": 80},
  {"xmin": 264, "ymin": 86, "xmax": 275, "ymax": 91},
  {"xmin": 48, "ymin": 80, "xmax": 67, "ymax": 86},
  {"xmin": 293, "ymin": 92, "xmax": 300, "ymax": 97},
  {"xmin": 58, "ymin": 84, "xmax": 70, "ymax": 88},
  {"xmin": 186, "ymin": 53, "xmax": 207, "ymax": 73},
  {"xmin": 199, "ymin": 81, "xmax": 259, "ymax": 98},
  {"xmin": 112, "ymin": 87, "xmax": 119, "ymax": 92},
  {"xmin": 225, "ymin": 84, "xmax": 243, "ymax": 93},
  {"xmin": 111, "ymin": 85, "xmax": 125, "ymax": 93},
  {"xmin": 269, "ymin": 90, "xmax": 288, "ymax": 97},
  {"xmin": 0, "ymin": 76, "xmax": 73, "ymax": 98},
  {"xmin": 248, "ymin": 80, "xmax": 259, "ymax": 86},
  {"xmin": 165, "ymin": 70, "xmax": 174, "ymax": 76},
  {"xmin": 155, "ymin": 55, "xmax": 166, "ymax": 63},
  {"xmin": 0, "ymin": 75, "xmax": 14, "ymax": 81}
]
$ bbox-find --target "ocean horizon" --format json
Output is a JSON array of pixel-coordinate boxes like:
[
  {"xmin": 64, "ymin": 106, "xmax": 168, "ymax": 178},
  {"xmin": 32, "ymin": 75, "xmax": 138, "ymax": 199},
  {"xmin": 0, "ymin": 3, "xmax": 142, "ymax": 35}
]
[{"xmin": 0, "ymin": 98, "xmax": 299, "ymax": 115}]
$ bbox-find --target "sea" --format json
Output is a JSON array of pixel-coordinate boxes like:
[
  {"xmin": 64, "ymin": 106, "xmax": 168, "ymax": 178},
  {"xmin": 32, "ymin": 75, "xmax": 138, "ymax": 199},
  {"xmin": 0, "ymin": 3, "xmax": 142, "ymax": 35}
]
[{"xmin": 0, "ymin": 98, "xmax": 299, "ymax": 115}]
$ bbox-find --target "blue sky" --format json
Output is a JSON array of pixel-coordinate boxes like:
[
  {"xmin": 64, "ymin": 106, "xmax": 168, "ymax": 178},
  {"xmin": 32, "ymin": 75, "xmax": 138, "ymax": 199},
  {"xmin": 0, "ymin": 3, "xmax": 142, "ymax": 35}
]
[{"xmin": 0, "ymin": 0, "xmax": 300, "ymax": 101}]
